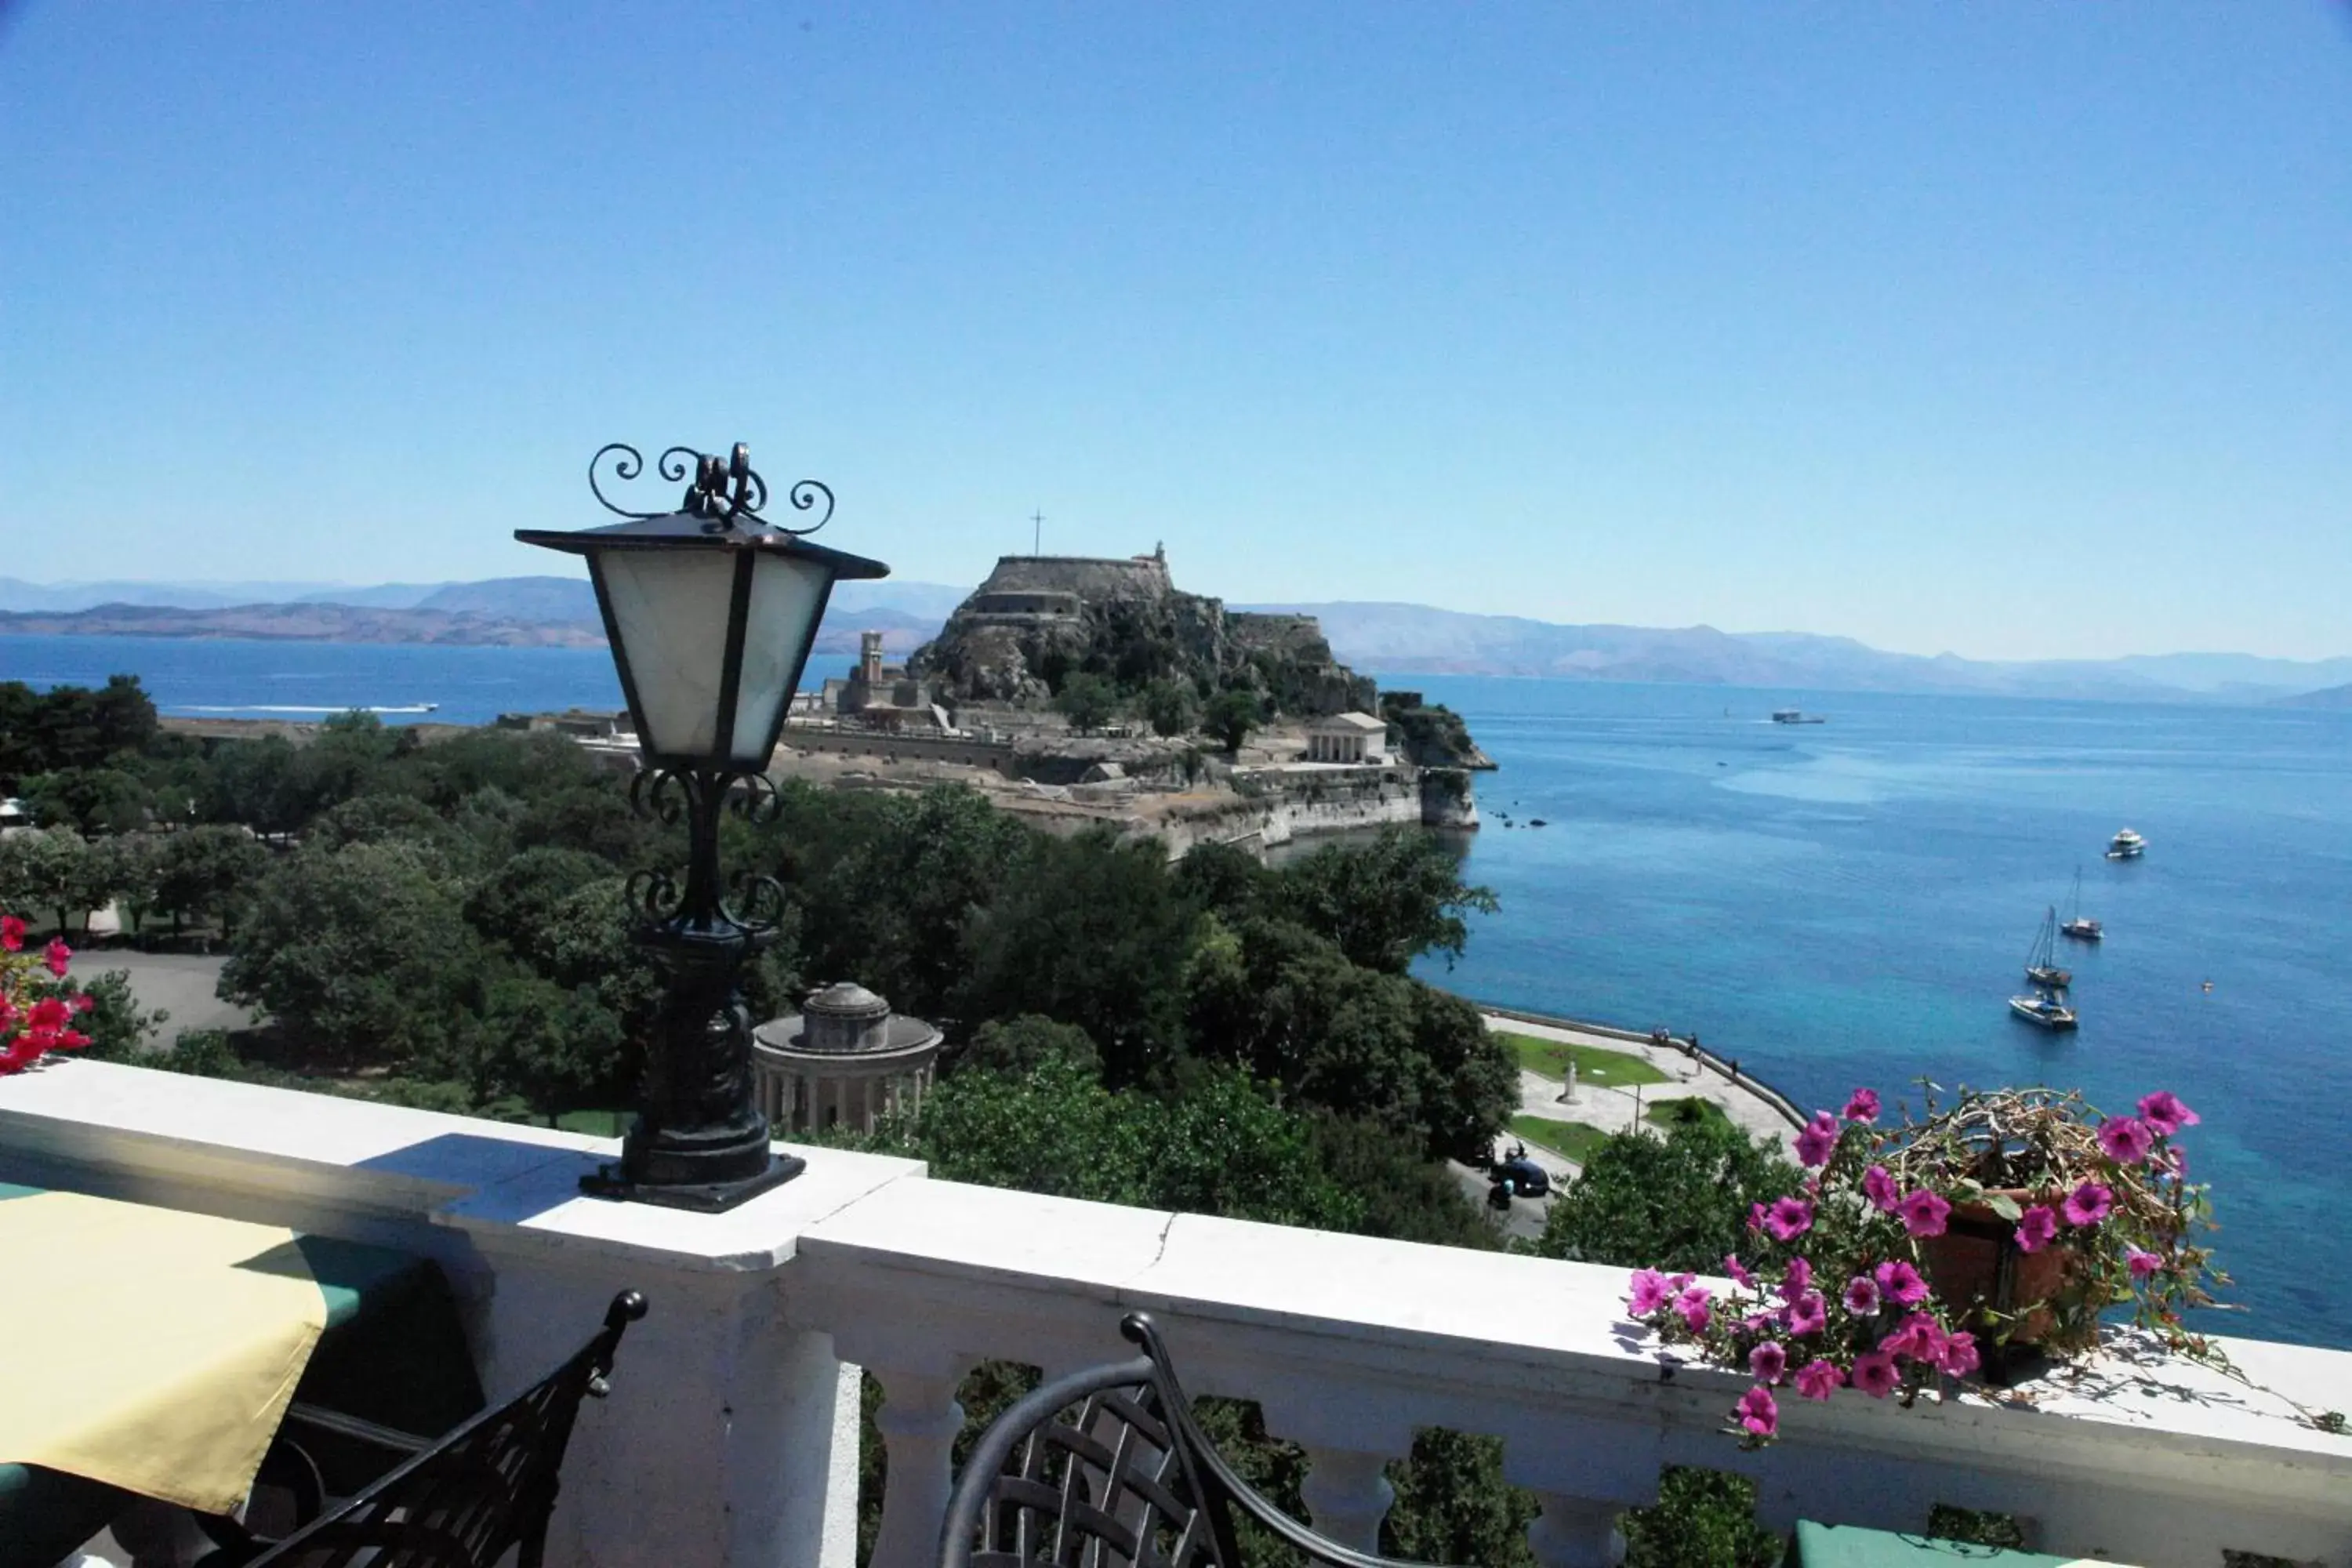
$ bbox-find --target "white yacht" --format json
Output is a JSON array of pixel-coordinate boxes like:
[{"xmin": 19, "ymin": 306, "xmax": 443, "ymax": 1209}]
[
  {"xmin": 2106, "ymin": 828, "xmax": 2146, "ymax": 860},
  {"xmin": 2009, "ymin": 990, "xmax": 2079, "ymax": 1031}
]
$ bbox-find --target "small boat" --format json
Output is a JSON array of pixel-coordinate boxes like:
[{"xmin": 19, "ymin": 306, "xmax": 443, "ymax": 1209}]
[
  {"xmin": 2106, "ymin": 827, "xmax": 2146, "ymax": 860},
  {"xmin": 2024, "ymin": 906, "xmax": 2072, "ymax": 990},
  {"xmin": 1771, "ymin": 709, "xmax": 1827, "ymax": 724},
  {"xmin": 2060, "ymin": 867, "xmax": 2103, "ymax": 942},
  {"xmin": 2009, "ymin": 989, "xmax": 2079, "ymax": 1031}
]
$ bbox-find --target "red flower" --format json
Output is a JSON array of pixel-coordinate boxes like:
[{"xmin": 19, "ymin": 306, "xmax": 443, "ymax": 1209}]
[
  {"xmin": 42, "ymin": 938, "xmax": 71, "ymax": 978},
  {"xmin": 0, "ymin": 914, "xmax": 24, "ymax": 952}
]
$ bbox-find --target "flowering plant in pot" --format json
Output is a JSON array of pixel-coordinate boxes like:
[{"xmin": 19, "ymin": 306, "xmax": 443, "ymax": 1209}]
[
  {"xmin": 1622, "ymin": 1082, "xmax": 2227, "ymax": 1443},
  {"xmin": 0, "ymin": 914, "xmax": 96, "ymax": 1074}
]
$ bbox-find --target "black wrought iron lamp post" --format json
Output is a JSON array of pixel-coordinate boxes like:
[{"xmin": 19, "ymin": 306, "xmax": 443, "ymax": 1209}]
[{"xmin": 517, "ymin": 442, "xmax": 887, "ymax": 1211}]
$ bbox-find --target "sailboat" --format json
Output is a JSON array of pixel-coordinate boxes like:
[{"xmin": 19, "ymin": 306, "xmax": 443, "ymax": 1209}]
[
  {"xmin": 2025, "ymin": 906, "xmax": 2073, "ymax": 989},
  {"xmin": 2060, "ymin": 868, "xmax": 2103, "ymax": 942}
]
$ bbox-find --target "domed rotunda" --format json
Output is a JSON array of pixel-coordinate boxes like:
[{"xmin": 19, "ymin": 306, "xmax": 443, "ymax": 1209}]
[{"xmin": 751, "ymin": 982, "xmax": 942, "ymax": 1136}]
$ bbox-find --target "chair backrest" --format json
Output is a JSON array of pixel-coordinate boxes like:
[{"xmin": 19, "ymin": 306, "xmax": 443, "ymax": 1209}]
[
  {"xmin": 940, "ymin": 1313, "xmax": 1457, "ymax": 1568},
  {"xmin": 940, "ymin": 1338, "xmax": 1232, "ymax": 1568},
  {"xmin": 237, "ymin": 1290, "xmax": 648, "ymax": 1568}
]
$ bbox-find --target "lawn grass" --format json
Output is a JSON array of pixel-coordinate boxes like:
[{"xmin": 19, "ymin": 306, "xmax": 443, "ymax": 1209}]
[
  {"xmin": 1643, "ymin": 1097, "xmax": 1732, "ymax": 1133},
  {"xmin": 1508, "ymin": 1114, "xmax": 1612, "ymax": 1166},
  {"xmin": 554, "ymin": 1109, "xmax": 628, "ymax": 1136},
  {"xmin": 1497, "ymin": 1030, "xmax": 1669, "ymax": 1088}
]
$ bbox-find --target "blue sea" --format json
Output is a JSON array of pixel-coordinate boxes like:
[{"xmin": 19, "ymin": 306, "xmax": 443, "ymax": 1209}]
[
  {"xmin": 1392, "ymin": 674, "xmax": 2352, "ymax": 1352},
  {"xmin": 8, "ymin": 636, "xmax": 2351, "ymax": 1348}
]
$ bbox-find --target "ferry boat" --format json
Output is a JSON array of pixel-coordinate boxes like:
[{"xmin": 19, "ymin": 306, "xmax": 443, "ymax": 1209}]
[
  {"xmin": 2060, "ymin": 868, "xmax": 2103, "ymax": 942},
  {"xmin": 2106, "ymin": 827, "xmax": 2146, "ymax": 860},
  {"xmin": 2009, "ymin": 989, "xmax": 2079, "ymax": 1031},
  {"xmin": 2025, "ymin": 906, "xmax": 2072, "ymax": 990}
]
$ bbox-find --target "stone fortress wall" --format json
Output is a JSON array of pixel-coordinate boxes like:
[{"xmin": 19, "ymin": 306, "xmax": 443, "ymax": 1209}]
[{"xmin": 973, "ymin": 553, "xmax": 1175, "ymax": 601}]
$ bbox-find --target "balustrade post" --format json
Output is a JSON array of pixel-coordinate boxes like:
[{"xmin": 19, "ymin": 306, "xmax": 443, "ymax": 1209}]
[
  {"xmin": 1298, "ymin": 1446, "xmax": 1398, "ymax": 1554},
  {"xmin": 862, "ymin": 1352, "xmax": 976, "ymax": 1568},
  {"xmin": 1526, "ymin": 1492, "xmax": 1625, "ymax": 1568}
]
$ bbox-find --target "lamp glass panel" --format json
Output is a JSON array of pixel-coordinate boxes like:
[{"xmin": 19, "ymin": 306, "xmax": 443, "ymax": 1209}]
[
  {"xmin": 728, "ymin": 550, "xmax": 832, "ymax": 762},
  {"xmin": 597, "ymin": 549, "xmax": 737, "ymax": 757}
]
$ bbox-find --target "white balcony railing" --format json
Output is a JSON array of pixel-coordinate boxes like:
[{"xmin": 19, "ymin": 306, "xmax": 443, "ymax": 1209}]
[{"xmin": 5, "ymin": 1061, "xmax": 2350, "ymax": 1568}]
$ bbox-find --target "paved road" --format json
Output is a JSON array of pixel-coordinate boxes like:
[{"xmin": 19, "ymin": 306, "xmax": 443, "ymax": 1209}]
[
  {"xmin": 1485, "ymin": 1012, "xmax": 1802, "ymax": 1171},
  {"xmin": 71, "ymin": 949, "xmax": 254, "ymax": 1047}
]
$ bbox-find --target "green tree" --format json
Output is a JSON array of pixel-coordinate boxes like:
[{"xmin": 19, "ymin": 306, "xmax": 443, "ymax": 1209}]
[
  {"xmin": 1202, "ymin": 688, "xmax": 1261, "ymax": 753},
  {"xmin": 953, "ymin": 829, "xmax": 1197, "ymax": 1087},
  {"xmin": 72, "ymin": 969, "xmax": 172, "ymax": 1061},
  {"xmin": 916, "ymin": 1056, "xmax": 1357, "ymax": 1230},
  {"xmin": 465, "ymin": 846, "xmax": 615, "ymax": 950},
  {"xmin": 220, "ymin": 840, "xmax": 477, "ymax": 1069},
  {"xmin": 22, "ymin": 767, "xmax": 152, "ymax": 836},
  {"xmin": 1053, "ymin": 672, "xmax": 1120, "ymax": 731},
  {"xmin": 1534, "ymin": 1116, "xmax": 1799, "ymax": 1274},
  {"xmin": 97, "ymin": 833, "xmax": 165, "ymax": 935},
  {"xmin": 1139, "ymin": 677, "xmax": 1200, "ymax": 739},
  {"xmin": 1184, "ymin": 914, "xmax": 1517, "ymax": 1162},
  {"xmin": 762, "ymin": 784, "xmax": 1026, "ymax": 1021},
  {"xmin": 0, "ymin": 827, "xmax": 90, "ymax": 935},
  {"xmin": 958, "ymin": 1014, "xmax": 1102, "ymax": 1076},
  {"xmin": 154, "ymin": 826, "xmax": 270, "ymax": 939},
  {"xmin": 1276, "ymin": 826, "xmax": 1498, "ymax": 973}
]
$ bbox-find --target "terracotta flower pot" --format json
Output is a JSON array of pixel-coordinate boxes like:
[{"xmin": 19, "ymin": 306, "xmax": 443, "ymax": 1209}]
[{"xmin": 1915, "ymin": 1192, "xmax": 2074, "ymax": 1348}]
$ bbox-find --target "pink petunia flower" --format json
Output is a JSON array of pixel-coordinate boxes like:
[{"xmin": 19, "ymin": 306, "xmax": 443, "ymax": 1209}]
[
  {"xmin": 2097, "ymin": 1116, "xmax": 2156, "ymax": 1164},
  {"xmin": 1874, "ymin": 1259, "xmax": 1930, "ymax": 1308},
  {"xmin": 1842, "ymin": 1087, "xmax": 1882, "ymax": 1124},
  {"xmin": 1747, "ymin": 1201, "xmax": 1766, "ymax": 1234},
  {"xmin": 2136, "ymin": 1091, "xmax": 2199, "ymax": 1136},
  {"xmin": 1884, "ymin": 1312, "xmax": 1947, "ymax": 1364},
  {"xmin": 1676, "ymin": 1287, "xmax": 1714, "ymax": 1334},
  {"xmin": 2125, "ymin": 1247, "xmax": 2165, "ymax": 1281},
  {"xmin": 1785, "ymin": 1290, "xmax": 1828, "ymax": 1337},
  {"xmin": 1939, "ymin": 1332, "xmax": 1980, "ymax": 1377},
  {"xmin": 2015, "ymin": 1205, "xmax": 2060, "ymax": 1254},
  {"xmin": 1749, "ymin": 1341, "xmax": 1788, "ymax": 1384},
  {"xmin": 1843, "ymin": 1275, "xmax": 1882, "ymax": 1316},
  {"xmin": 1778, "ymin": 1255, "xmax": 1813, "ymax": 1301},
  {"xmin": 42, "ymin": 938, "xmax": 71, "ymax": 978},
  {"xmin": 1795, "ymin": 1359, "xmax": 1845, "ymax": 1401},
  {"xmin": 1850, "ymin": 1351, "xmax": 1900, "ymax": 1399},
  {"xmin": 1896, "ymin": 1189, "xmax": 1951, "ymax": 1238},
  {"xmin": 1862, "ymin": 1165, "xmax": 1902, "ymax": 1214},
  {"xmin": 1795, "ymin": 1112, "xmax": 1840, "ymax": 1167},
  {"xmin": 2061, "ymin": 1181, "xmax": 2113, "ymax": 1228},
  {"xmin": 1725, "ymin": 1254, "xmax": 1755, "ymax": 1290},
  {"xmin": 1737, "ymin": 1382, "xmax": 1779, "ymax": 1438},
  {"xmin": 1, "ymin": 914, "xmax": 24, "ymax": 952},
  {"xmin": 1762, "ymin": 1197, "xmax": 1814, "ymax": 1243},
  {"xmin": 1628, "ymin": 1269, "xmax": 1674, "ymax": 1316}
]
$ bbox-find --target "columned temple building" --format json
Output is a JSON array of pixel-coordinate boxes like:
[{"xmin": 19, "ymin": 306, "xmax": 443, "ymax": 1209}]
[{"xmin": 751, "ymin": 982, "xmax": 943, "ymax": 1135}]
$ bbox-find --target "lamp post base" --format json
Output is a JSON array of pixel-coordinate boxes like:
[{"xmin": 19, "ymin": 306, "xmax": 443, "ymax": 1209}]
[{"xmin": 579, "ymin": 1152, "xmax": 808, "ymax": 1214}]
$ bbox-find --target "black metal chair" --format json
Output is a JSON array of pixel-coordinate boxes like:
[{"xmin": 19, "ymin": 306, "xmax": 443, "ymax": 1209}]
[
  {"xmin": 939, "ymin": 1312, "xmax": 1458, "ymax": 1568},
  {"xmin": 198, "ymin": 1290, "xmax": 648, "ymax": 1568}
]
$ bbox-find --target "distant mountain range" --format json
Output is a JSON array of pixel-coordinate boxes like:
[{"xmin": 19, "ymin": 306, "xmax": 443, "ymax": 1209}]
[
  {"xmin": 1243, "ymin": 601, "xmax": 2352, "ymax": 706},
  {"xmin": 4, "ymin": 575, "xmax": 2349, "ymax": 706},
  {"xmin": 0, "ymin": 576, "xmax": 966, "ymax": 662}
]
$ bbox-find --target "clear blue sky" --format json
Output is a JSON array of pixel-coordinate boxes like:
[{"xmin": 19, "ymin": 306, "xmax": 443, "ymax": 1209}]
[{"xmin": 4, "ymin": 4, "xmax": 2347, "ymax": 660}]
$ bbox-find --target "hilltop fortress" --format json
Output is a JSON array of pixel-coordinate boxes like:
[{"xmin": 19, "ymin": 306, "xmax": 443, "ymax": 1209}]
[{"xmin": 911, "ymin": 548, "xmax": 1377, "ymax": 717}]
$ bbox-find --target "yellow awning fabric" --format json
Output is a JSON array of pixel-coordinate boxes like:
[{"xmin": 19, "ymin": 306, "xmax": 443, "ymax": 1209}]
[{"xmin": 0, "ymin": 1189, "xmax": 328, "ymax": 1515}]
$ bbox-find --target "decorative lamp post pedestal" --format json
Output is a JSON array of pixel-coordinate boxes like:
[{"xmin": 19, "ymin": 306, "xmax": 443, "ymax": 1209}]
[{"xmin": 519, "ymin": 442, "xmax": 889, "ymax": 1213}]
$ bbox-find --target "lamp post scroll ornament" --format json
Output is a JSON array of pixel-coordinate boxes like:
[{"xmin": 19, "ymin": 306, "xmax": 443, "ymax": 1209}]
[{"xmin": 516, "ymin": 441, "xmax": 888, "ymax": 1211}]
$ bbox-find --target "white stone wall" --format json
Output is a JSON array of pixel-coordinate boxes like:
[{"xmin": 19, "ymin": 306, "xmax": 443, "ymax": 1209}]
[{"xmin": 6, "ymin": 1060, "xmax": 2350, "ymax": 1568}]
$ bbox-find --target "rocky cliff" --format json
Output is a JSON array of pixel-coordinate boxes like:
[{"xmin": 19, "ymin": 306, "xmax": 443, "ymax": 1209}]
[{"xmin": 911, "ymin": 550, "xmax": 1376, "ymax": 717}]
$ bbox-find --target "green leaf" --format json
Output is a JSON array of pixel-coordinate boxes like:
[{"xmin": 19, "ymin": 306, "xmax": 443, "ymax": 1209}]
[{"xmin": 1984, "ymin": 1192, "xmax": 2022, "ymax": 1221}]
